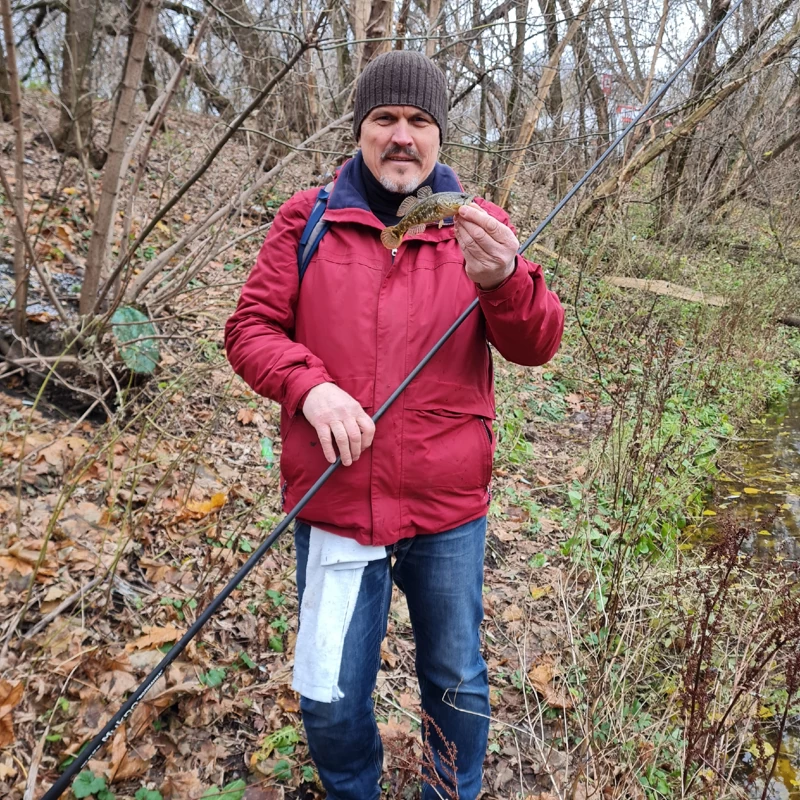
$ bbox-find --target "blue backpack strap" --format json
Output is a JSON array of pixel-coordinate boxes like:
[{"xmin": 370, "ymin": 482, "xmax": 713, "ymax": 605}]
[{"xmin": 297, "ymin": 181, "xmax": 334, "ymax": 283}]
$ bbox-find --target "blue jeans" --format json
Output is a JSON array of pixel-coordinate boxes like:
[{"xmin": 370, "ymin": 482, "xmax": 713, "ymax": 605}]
[{"xmin": 294, "ymin": 517, "xmax": 490, "ymax": 800}]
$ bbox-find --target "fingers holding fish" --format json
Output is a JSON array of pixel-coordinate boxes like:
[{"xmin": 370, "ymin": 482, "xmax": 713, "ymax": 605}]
[
  {"xmin": 455, "ymin": 203, "xmax": 518, "ymax": 290},
  {"xmin": 456, "ymin": 203, "xmax": 519, "ymax": 251}
]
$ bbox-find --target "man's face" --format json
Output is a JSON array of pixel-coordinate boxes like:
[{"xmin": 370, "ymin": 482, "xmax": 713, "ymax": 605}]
[{"xmin": 358, "ymin": 105, "xmax": 440, "ymax": 194}]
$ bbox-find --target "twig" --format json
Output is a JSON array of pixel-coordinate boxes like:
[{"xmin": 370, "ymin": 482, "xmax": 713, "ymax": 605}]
[
  {"xmin": 126, "ymin": 109, "xmax": 353, "ymax": 304},
  {"xmin": 0, "ymin": 154, "xmax": 70, "ymax": 325},
  {"xmin": 23, "ymin": 574, "xmax": 106, "ymax": 640},
  {"xmin": 24, "ymin": 659, "xmax": 84, "ymax": 800},
  {"xmin": 97, "ymin": 8, "xmax": 332, "ymax": 314}
]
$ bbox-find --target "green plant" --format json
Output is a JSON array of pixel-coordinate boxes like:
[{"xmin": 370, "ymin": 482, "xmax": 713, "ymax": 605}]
[{"xmin": 72, "ymin": 770, "xmax": 114, "ymax": 799}]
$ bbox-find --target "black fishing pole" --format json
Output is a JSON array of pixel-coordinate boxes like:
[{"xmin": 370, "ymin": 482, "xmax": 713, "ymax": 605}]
[{"xmin": 40, "ymin": 0, "xmax": 746, "ymax": 795}]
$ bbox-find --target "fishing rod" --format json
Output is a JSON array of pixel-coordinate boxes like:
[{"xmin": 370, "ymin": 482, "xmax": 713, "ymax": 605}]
[{"xmin": 41, "ymin": 0, "xmax": 746, "ymax": 795}]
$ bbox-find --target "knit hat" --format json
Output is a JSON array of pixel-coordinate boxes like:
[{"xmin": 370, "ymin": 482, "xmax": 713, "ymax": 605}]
[{"xmin": 353, "ymin": 51, "xmax": 448, "ymax": 143}]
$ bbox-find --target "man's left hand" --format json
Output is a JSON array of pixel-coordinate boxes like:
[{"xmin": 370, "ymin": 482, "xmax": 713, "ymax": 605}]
[{"xmin": 454, "ymin": 203, "xmax": 518, "ymax": 290}]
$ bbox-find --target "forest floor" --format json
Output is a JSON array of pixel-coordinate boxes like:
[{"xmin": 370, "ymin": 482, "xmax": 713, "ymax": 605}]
[{"xmin": 1, "ymin": 94, "xmax": 799, "ymax": 800}]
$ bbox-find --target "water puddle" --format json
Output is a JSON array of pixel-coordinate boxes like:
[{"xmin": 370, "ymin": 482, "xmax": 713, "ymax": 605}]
[
  {"xmin": 709, "ymin": 389, "xmax": 800, "ymax": 560},
  {"xmin": 706, "ymin": 388, "xmax": 800, "ymax": 797}
]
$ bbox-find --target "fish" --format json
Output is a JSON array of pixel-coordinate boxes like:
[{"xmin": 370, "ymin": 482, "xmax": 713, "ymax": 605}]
[{"xmin": 380, "ymin": 186, "xmax": 475, "ymax": 249}]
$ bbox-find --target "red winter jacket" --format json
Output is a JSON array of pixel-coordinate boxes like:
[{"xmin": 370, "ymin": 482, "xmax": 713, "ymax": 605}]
[{"xmin": 224, "ymin": 156, "xmax": 564, "ymax": 546}]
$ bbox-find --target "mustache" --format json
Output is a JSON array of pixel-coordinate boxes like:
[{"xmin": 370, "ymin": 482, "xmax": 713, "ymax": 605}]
[{"xmin": 381, "ymin": 145, "xmax": 421, "ymax": 163}]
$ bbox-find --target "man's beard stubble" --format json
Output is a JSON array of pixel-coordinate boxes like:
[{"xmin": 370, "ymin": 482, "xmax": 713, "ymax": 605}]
[
  {"xmin": 379, "ymin": 144, "xmax": 422, "ymax": 195},
  {"xmin": 379, "ymin": 174, "xmax": 421, "ymax": 194}
]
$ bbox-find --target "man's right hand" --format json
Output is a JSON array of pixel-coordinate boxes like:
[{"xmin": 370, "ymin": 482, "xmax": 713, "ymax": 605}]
[{"xmin": 301, "ymin": 383, "xmax": 376, "ymax": 466}]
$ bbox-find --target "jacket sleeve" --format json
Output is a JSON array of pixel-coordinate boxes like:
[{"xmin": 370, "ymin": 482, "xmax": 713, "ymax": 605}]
[
  {"xmin": 224, "ymin": 192, "xmax": 334, "ymax": 414},
  {"xmin": 475, "ymin": 199, "xmax": 565, "ymax": 367}
]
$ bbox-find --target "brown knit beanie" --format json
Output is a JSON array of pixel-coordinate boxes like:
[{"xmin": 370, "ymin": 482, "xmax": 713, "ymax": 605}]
[{"xmin": 353, "ymin": 51, "xmax": 448, "ymax": 143}]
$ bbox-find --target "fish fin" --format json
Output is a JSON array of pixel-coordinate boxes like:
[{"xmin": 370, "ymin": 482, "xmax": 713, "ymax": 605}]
[
  {"xmin": 380, "ymin": 226, "xmax": 402, "ymax": 249},
  {"xmin": 416, "ymin": 186, "xmax": 433, "ymax": 199},
  {"xmin": 397, "ymin": 196, "xmax": 420, "ymax": 216},
  {"xmin": 406, "ymin": 223, "xmax": 426, "ymax": 237}
]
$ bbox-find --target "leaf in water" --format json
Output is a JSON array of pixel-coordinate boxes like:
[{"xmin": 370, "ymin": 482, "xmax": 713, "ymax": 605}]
[
  {"xmin": 702, "ymin": 510, "xmax": 717, "ymax": 516},
  {"xmin": 743, "ymin": 487, "xmax": 760, "ymax": 495},
  {"xmin": 758, "ymin": 530, "xmax": 772, "ymax": 536},
  {"xmin": 747, "ymin": 741, "xmax": 775, "ymax": 759},
  {"xmin": 260, "ymin": 437, "xmax": 274, "ymax": 467},
  {"xmin": 111, "ymin": 306, "xmax": 160, "ymax": 374}
]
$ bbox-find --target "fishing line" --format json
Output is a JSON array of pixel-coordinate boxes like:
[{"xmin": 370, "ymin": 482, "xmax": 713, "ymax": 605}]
[{"xmin": 40, "ymin": 0, "xmax": 747, "ymax": 794}]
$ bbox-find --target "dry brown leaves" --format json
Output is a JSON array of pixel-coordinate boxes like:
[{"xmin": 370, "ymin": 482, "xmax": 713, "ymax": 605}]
[
  {"xmin": 125, "ymin": 623, "xmax": 184, "ymax": 651},
  {"xmin": 527, "ymin": 660, "xmax": 573, "ymax": 709},
  {"xmin": 0, "ymin": 681, "xmax": 23, "ymax": 747}
]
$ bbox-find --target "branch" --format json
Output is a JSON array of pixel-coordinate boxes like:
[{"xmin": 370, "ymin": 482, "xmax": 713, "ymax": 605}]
[
  {"xmin": 129, "ymin": 111, "xmax": 353, "ymax": 304},
  {"xmin": 97, "ymin": 9, "xmax": 331, "ymax": 314},
  {"xmin": 0, "ymin": 164, "xmax": 69, "ymax": 323},
  {"xmin": 1, "ymin": 0, "xmax": 27, "ymax": 337},
  {"xmin": 575, "ymin": 14, "xmax": 800, "ymax": 223},
  {"xmin": 80, "ymin": 0, "xmax": 161, "ymax": 316},
  {"xmin": 497, "ymin": 0, "xmax": 595, "ymax": 209}
]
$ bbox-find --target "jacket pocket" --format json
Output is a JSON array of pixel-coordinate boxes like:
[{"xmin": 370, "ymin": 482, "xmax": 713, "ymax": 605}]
[
  {"xmin": 401, "ymin": 408, "xmax": 493, "ymax": 496},
  {"xmin": 280, "ymin": 376, "xmax": 374, "ymax": 491},
  {"xmin": 479, "ymin": 417, "xmax": 493, "ymax": 486}
]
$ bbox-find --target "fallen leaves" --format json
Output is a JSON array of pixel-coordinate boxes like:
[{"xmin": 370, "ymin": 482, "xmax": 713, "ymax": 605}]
[
  {"xmin": 107, "ymin": 728, "xmax": 156, "ymax": 782},
  {"xmin": 527, "ymin": 661, "xmax": 573, "ymax": 709},
  {"xmin": 0, "ymin": 680, "xmax": 23, "ymax": 747},
  {"xmin": 183, "ymin": 492, "xmax": 227, "ymax": 517},
  {"xmin": 237, "ymin": 407, "xmax": 256, "ymax": 425},
  {"xmin": 126, "ymin": 623, "xmax": 183, "ymax": 651}
]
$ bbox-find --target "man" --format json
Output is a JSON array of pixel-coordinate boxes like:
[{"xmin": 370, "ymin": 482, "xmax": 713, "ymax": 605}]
[{"xmin": 225, "ymin": 50, "xmax": 564, "ymax": 800}]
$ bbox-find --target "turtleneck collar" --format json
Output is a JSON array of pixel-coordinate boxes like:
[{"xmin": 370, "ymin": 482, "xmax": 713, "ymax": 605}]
[{"xmin": 358, "ymin": 152, "xmax": 435, "ymax": 227}]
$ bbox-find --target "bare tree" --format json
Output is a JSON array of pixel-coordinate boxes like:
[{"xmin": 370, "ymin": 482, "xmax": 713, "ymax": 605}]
[
  {"xmin": 1, "ymin": 0, "xmax": 26, "ymax": 338},
  {"xmin": 80, "ymin": 0, "xmax": 160, "ymax": 315},
  {"xmin": 53, "ymin": 0, "xmax": 101, "ymax": 164}
]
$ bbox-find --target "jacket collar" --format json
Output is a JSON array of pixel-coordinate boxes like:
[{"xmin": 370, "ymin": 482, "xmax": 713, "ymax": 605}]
[{"xmin": 324, "ymin": 152, "xmax": 464, "ymax": 243}]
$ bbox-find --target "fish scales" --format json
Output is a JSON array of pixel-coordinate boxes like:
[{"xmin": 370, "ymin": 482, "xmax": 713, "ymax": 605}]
[{"xmin": 380, "ymin": 191, "xmax": 475, "ymax": 249}]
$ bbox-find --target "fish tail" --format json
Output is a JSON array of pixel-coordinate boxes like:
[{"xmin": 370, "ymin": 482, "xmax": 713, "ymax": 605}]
[{"xmin": 380, "ymin": 226, "xmax": 403, "ymax": 249}]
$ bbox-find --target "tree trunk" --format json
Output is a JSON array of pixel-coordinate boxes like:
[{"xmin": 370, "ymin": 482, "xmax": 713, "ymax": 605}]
[
  {"xmin": 497, "ymin": 0, "xmax": 594, "ymax": 209},
  {"xmin": 558, "ymin": 0, "xmax": 608, "ymax": 156},
  {"xmin": 575, "ymin": 16, "xmax": 800, "ymax": 224},
  {"xmin": 0, "ymin": 0, "xmax": 26, "ymax": 337},
  {"xmin": 217, "ymin": 0, "xmax": 291, "ymax": 168},
  {"xmin": 426, "ymin": 0, "xmax": 442, "ymax": 57},
  {"xmin": 360, "ymin": 0, "xmax": 393, "ymax": 68},
  {"xmin": 53, "ymin": 0, "xmax": 99, "ymax": 160},
  {"xmin": 487, "ymin": 0, "xmax": 528, "ymax": 201},
  {"xmin": 395, "ymin": 0, "xmax": 411, "ymax": 49},
  {"xmin": 157, "ymin": 33, "xmax": 236, "ymax": 121},
  {"xmin": 334, "ymin": 0, "xmax": 353, "ymax": 86},
  {"xmin": 141, "ymin": 48, "xmax": 159, "ymax": 109},
  {"xmin": 80, "ymin": 0, "xmax": 159, "ymax": 316},
  {"xmin": 0, "ymin": 37, "xmax": 11, "ymax": 121},
  {"xmin": 657, "ymin": 0, "xmax": 730, "ymax": 229},
  {"xmin": 473, "ymin": 0, "xmax": 487, "ymax": 177},
  {"xmin": 539, "ymin": 0, "xmax": 566, "ymax": 196}
]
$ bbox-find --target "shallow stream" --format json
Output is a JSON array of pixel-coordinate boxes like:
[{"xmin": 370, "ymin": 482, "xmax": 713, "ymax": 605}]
[{"xmin": 707, "ymin": 388, "xmax": 800, "ymax": 798}]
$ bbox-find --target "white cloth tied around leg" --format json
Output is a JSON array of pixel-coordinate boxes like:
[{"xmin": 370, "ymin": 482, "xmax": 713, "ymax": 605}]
[{"xmin": 292, "ymin": 526, "xmax": 387, "ymax": 703}]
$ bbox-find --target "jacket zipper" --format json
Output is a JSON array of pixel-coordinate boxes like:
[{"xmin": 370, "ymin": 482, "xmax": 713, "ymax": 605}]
[{"xmin": 391, "ymin": 248, "xmax": 397, "ymax": 264}]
